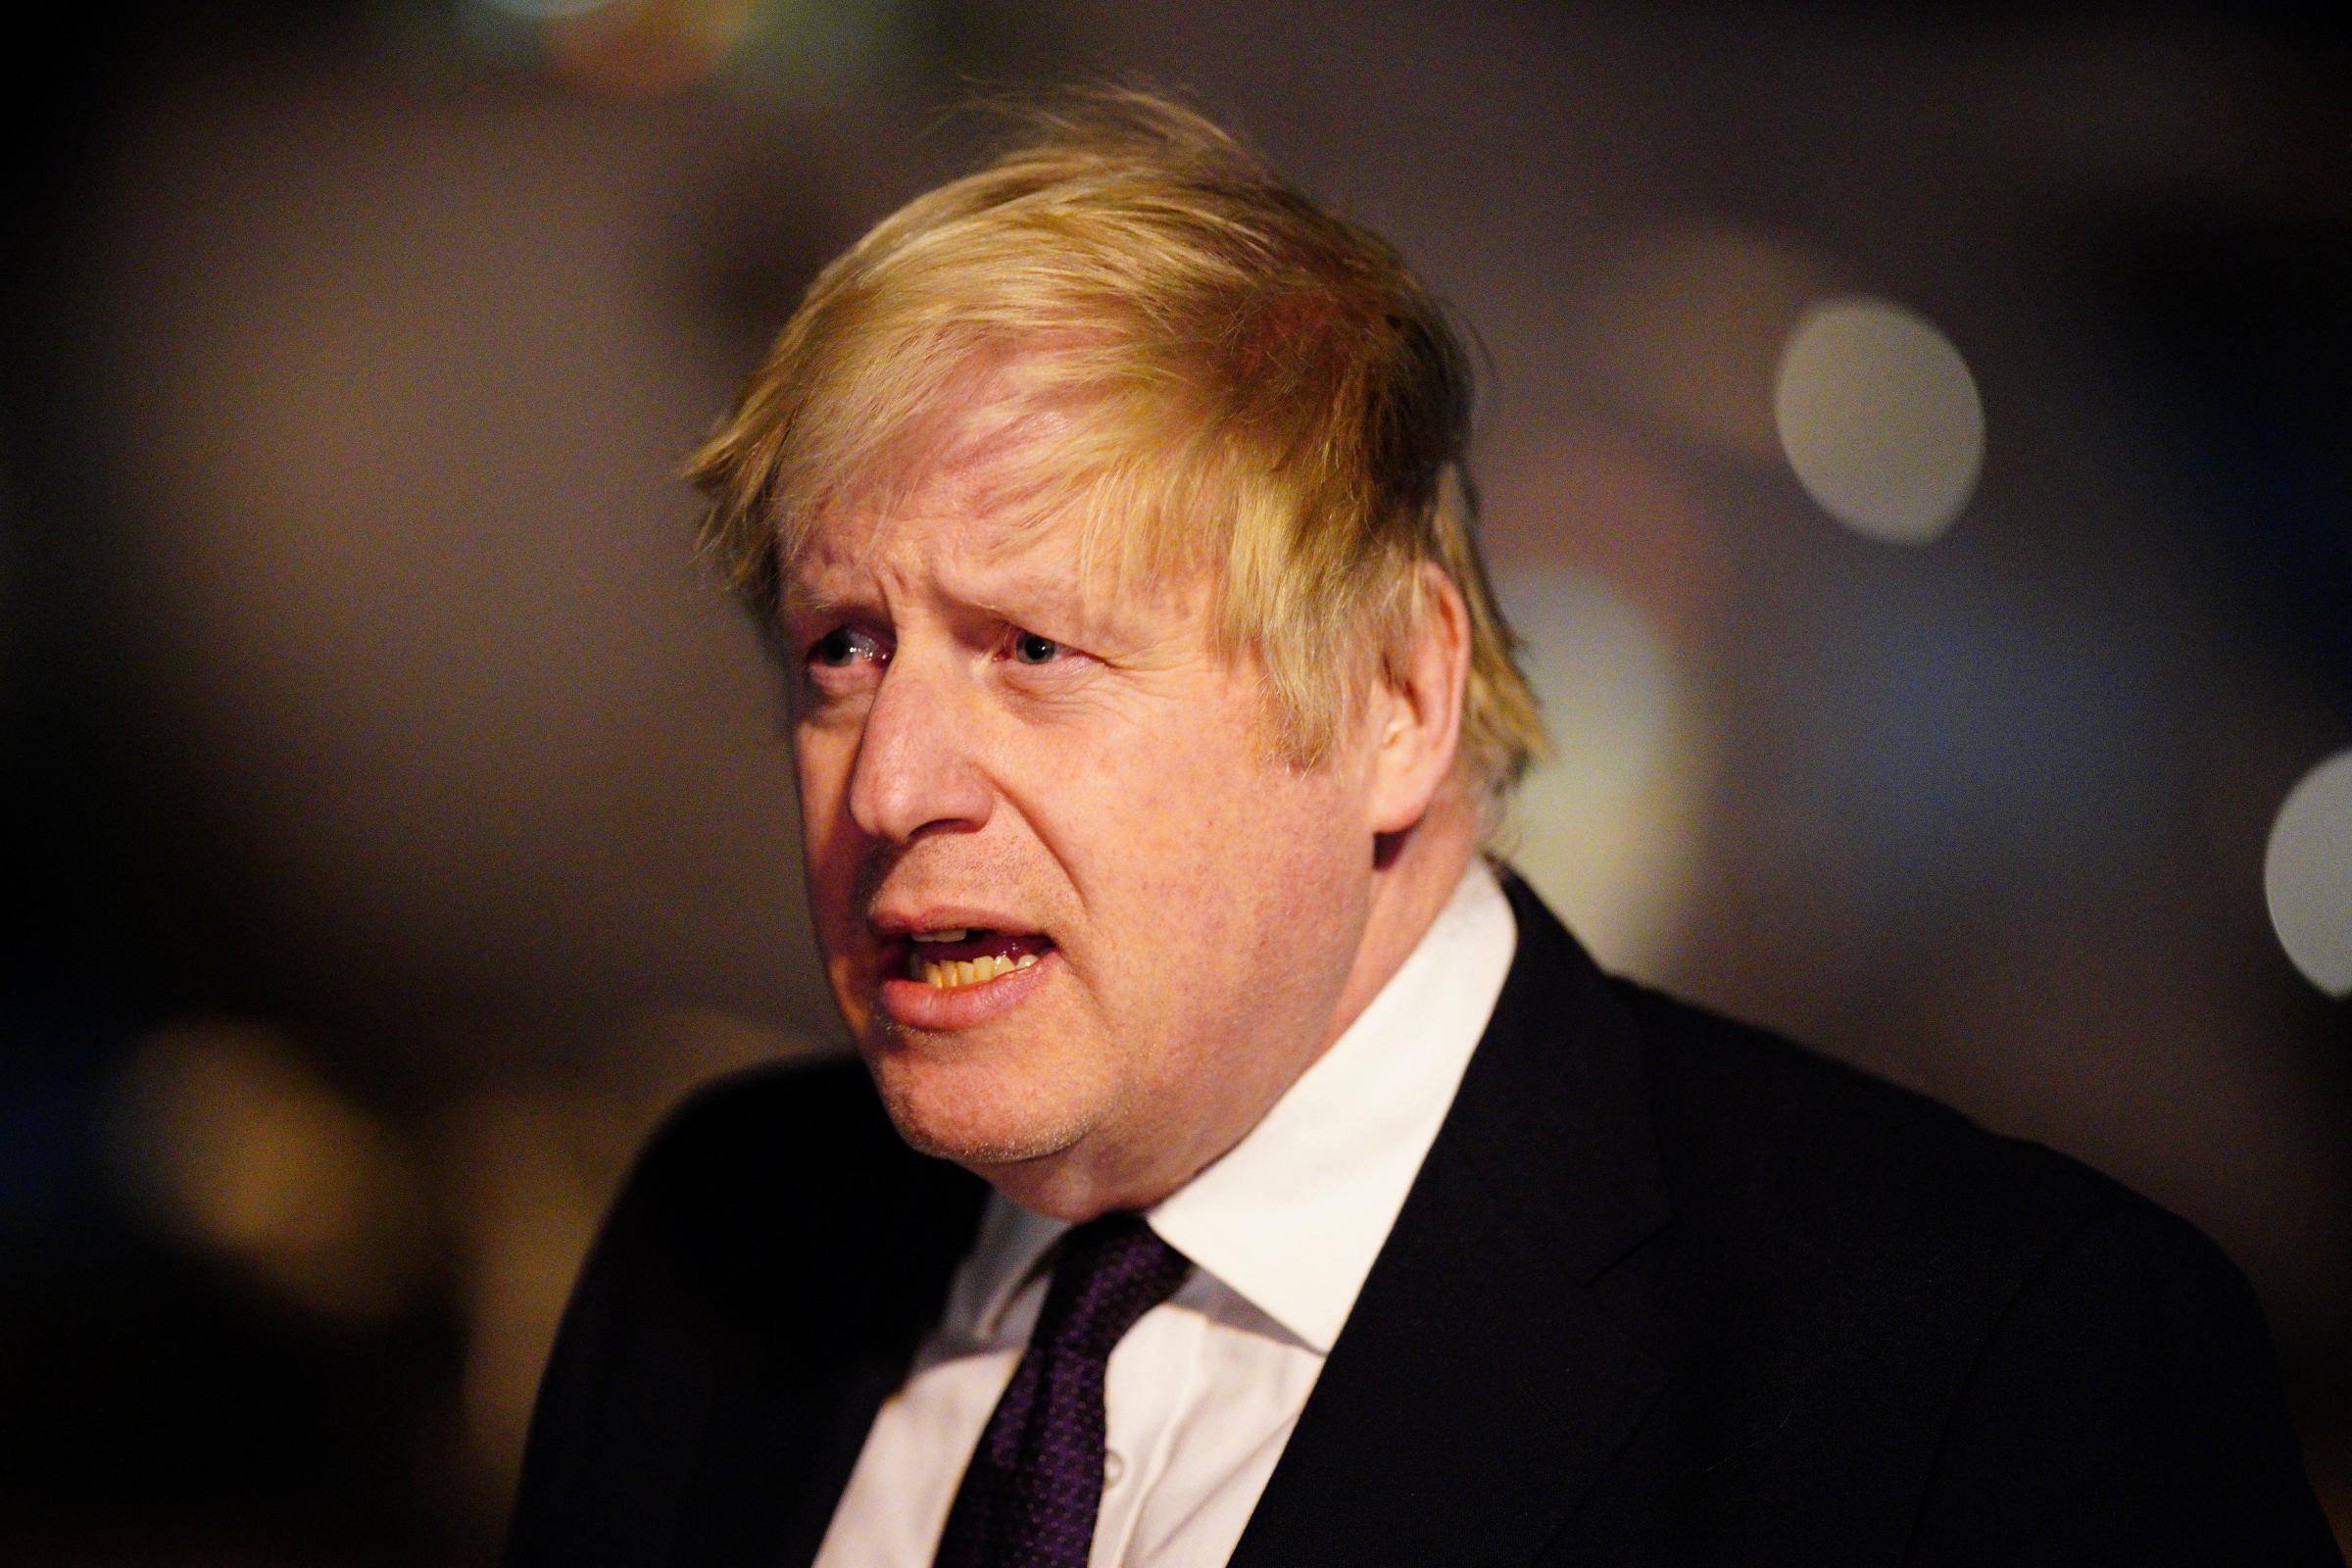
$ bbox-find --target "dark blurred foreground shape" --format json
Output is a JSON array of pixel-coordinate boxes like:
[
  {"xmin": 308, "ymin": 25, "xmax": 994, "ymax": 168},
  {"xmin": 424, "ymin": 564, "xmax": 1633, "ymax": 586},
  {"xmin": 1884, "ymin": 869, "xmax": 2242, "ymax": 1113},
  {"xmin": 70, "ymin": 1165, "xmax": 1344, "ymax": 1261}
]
[{"xmin": 3, "ymin": 2, "xmax": 2346, "ymax": 1562}]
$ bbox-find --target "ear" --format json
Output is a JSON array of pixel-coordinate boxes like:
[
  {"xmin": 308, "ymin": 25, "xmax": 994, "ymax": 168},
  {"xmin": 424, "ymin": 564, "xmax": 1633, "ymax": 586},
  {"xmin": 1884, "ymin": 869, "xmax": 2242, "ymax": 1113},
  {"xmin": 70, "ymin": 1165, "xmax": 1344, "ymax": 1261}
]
[{"xmin": 1366, "ymin": 563, "xmax": 1472, "ymax": 836}]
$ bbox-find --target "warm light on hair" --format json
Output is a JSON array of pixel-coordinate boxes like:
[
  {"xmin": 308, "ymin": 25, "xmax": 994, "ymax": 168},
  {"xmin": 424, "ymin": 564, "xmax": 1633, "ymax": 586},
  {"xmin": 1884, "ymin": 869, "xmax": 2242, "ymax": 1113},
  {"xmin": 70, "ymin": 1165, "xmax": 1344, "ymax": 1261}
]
[{"xmin": 687, "ymin": 87, "xmax": 1546, "ymax": 797}]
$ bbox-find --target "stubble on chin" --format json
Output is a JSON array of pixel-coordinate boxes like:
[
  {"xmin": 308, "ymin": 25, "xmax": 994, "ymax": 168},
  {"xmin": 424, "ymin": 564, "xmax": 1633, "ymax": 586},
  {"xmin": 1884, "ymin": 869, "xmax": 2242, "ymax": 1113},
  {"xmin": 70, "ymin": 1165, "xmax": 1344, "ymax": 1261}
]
[{"xmin": 860, "ymin": 1039, "xmax": 1102, "ymax": 1172}]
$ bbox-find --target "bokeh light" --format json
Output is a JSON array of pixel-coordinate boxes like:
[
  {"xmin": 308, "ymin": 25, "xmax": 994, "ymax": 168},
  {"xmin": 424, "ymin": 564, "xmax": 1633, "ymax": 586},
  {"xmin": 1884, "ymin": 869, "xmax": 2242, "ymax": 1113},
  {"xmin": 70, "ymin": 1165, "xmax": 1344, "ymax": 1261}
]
[
  {"xmin": 1494, "ymin": 568, "xmax": 1711, "ymax": 980},
  {"xmin": 441, "ymin": 1089, "xmax": 618, "ymax": 1476},
  {"xmin": 2265, "ymin": 749, "xmax": 2352, "ymax": 999},
  {"xmin": 454, "ymin": 0, "xmax": 908, "ymax": 98},
  {"xmin": 107, "ymin": 1022, "xmax": 434, "ymax": 1324},
  {"xmin": 544, "ymin": 0, "xmax": 760, "ymax": 97},
  {"xmin": 1774, "ymin": 296, "xmax": 1985, "ymax": 545}
]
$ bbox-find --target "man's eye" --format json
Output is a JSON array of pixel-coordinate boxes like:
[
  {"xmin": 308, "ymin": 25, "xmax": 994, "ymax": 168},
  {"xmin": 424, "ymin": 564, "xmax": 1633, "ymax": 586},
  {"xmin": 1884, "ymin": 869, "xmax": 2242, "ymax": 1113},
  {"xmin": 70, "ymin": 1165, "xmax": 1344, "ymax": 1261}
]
[
  {"xmin": 1011, "ymin": 631, "xmax": 1062, "ymax": 664},
  {"xmin": 808, "ymin": 627, "xmax": 883, "ymax": 667}
]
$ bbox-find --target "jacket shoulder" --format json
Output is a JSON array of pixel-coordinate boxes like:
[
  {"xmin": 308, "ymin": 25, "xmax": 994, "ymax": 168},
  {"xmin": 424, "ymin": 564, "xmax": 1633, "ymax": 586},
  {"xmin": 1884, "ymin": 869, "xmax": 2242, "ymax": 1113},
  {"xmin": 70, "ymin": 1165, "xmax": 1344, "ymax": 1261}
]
[
  {"xmin": 507, "ymin": 1054, "xmax": 982, "ymax": 1565},
  {"xmin": 1615, "ymin": 975, "xmax": 2129, "ymax": 1263},
  {"xmin": 1576, "ymin": 976, "xmax": 2337, "ymax": 1555}
]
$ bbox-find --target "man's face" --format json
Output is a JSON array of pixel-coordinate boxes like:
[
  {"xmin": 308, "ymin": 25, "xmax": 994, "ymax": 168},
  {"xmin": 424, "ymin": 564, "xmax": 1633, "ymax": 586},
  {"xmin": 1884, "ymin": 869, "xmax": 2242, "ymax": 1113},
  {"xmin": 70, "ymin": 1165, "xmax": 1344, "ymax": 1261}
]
[{"xmin": 783, "ymin": 418, "xmax": 1387, "ymax": 1217}]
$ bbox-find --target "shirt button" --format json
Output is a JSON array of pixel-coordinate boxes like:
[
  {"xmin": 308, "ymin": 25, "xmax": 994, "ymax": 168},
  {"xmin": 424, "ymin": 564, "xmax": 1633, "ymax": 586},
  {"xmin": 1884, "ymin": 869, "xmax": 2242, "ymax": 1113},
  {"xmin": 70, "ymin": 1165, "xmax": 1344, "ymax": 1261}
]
[{"xmin": 1103, "ymin": 1450, "xmax": 1127, "ymax": 1486}]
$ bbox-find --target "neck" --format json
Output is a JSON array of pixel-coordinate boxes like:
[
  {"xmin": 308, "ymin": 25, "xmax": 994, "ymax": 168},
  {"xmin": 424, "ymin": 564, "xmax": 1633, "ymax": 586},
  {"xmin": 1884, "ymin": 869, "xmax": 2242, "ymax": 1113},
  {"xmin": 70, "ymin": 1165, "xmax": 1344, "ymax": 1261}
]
[{"xmin": 1318, "ymin": 780, "xmax": 1484, "ymax": 1066}]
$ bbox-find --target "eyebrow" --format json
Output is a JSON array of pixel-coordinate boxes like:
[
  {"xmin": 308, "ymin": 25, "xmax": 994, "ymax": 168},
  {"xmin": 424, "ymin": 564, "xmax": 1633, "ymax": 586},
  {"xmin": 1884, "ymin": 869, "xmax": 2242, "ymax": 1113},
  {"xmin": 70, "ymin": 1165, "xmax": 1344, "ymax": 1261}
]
[
  {"xmin": 779, "ymin": 552, "xmax": 1082, "ymax": 617},
  {"xmin": 773, "ymin": 540, "xmax": 1157, "ymax": 648},
  {"xmin": 777, "ymin": 579, "xmax": 844, "ymax": 621}
]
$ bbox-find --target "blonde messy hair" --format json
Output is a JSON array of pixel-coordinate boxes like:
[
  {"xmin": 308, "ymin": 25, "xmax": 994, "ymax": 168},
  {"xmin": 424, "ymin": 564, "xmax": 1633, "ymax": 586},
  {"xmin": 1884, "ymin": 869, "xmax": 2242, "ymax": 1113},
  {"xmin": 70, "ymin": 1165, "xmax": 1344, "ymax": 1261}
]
[{"xmin": 686, "ymin": 88, "xmax": 1545, "ymax": 799}]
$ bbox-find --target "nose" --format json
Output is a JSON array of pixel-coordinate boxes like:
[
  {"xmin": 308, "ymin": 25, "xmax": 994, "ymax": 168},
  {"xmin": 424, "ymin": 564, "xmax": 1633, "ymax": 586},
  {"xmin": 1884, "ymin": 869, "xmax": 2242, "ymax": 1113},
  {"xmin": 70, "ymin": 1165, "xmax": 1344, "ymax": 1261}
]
[{"xmin": 846, "ymin": 658, "xmax": 993, "ymax": 844}]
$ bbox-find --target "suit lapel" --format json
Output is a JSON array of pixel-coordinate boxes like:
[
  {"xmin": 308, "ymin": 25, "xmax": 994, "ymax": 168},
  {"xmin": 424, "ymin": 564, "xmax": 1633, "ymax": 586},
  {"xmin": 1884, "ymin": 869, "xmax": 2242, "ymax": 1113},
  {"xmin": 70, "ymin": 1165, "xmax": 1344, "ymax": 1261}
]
[
  {"xmin": 762, "ymin": 1341, "xmax": 935, "ymax": 1568},
  {"xmin": 761, "ymin": 1133, "xmax": 991, "ymax": 1568},
  {"xmin": 1228, "ymin": 872, "xmax": 1673, "ymax": 1568}
]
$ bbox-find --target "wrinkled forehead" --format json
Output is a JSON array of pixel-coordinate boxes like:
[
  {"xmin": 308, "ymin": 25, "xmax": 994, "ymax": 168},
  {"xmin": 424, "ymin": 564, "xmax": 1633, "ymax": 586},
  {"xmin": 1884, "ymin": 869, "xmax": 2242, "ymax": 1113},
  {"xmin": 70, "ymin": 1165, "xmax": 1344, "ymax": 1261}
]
[{"xmin": 783, "ymin": 361, "xmax": 1213, "ymax": 625}]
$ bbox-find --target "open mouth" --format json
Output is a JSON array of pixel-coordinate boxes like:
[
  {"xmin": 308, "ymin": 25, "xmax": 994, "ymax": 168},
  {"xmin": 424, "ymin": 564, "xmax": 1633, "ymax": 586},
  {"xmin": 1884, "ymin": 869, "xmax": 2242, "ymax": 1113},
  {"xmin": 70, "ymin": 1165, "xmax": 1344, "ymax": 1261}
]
[{"xmin": 904, "ymin": 928, "xmax": 1056, "ymax": 990}]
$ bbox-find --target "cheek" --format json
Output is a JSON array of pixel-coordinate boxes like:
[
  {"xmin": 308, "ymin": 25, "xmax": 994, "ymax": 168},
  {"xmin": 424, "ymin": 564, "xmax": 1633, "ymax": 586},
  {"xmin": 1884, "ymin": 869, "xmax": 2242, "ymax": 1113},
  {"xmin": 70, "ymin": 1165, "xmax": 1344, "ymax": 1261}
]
[
  {"xmin": 792, "ymin": 725, "xmax": 842, "ymax": 817},
  {"xmin": 794, "ymin": 739, "xmax": 861, "ymax": 928},
  {"xmin": 1098, "ymin": 743, "xmax": 1362, "ymax": 985}
]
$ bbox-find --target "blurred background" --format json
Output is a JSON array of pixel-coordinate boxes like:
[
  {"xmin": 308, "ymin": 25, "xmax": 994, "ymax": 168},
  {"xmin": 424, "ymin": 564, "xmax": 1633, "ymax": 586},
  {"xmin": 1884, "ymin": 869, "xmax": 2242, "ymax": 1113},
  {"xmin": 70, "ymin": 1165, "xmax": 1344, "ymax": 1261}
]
[{"xmin": 3, "ymin": 1, "xmax": 2347, "ymax": 1561}]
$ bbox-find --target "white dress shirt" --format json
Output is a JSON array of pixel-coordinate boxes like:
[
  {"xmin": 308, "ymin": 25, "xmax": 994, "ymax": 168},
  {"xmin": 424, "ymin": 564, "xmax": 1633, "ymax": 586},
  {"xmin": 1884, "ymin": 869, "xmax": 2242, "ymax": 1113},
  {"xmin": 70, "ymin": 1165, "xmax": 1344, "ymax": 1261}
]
[{"xmin": 812, "ymin": 859, "xmax": 1518, "ymax": 1568}]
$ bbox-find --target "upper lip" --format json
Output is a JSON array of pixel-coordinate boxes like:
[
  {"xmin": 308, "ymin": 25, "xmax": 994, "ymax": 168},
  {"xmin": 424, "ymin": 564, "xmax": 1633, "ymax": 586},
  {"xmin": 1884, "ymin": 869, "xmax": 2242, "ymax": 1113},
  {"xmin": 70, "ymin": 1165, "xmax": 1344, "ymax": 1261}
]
[{"xmin": 868, "ymin": 906, "xmax": 1046, "ymax": 940}]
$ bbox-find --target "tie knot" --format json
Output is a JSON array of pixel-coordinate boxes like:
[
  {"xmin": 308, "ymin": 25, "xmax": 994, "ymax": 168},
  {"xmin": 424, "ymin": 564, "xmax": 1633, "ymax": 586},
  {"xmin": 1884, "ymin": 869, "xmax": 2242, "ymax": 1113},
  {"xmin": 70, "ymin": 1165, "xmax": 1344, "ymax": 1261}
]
[{"xmin": 1030, "ymin": 1213, "xmax": 1191, "ymax": 1364}]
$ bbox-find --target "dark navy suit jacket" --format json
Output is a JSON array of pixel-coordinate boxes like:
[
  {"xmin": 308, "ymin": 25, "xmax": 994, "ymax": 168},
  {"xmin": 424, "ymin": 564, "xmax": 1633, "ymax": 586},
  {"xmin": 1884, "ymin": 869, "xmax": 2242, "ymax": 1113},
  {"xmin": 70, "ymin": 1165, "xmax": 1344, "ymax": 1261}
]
[{"xmin": 508, "ymin": 874, "xmax": 2342, "ymax": 1565}]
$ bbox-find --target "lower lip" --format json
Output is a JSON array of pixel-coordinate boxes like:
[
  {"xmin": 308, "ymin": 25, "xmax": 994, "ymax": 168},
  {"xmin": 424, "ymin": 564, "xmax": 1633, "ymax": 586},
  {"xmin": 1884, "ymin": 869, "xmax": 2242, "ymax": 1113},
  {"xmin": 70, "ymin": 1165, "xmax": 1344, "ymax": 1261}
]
[{"xmin": 878, "ymin": 948, "xmax": 1058, "ymax": 1030}]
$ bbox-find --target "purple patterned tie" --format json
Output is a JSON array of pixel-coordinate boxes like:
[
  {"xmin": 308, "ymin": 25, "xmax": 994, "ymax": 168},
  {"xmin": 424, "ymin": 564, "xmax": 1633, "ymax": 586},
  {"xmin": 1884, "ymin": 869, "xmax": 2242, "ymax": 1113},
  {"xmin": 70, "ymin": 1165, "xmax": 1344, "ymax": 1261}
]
[{"xmin": 931, "ymin": 1213, "xmax": 1193, "ymax": 1568}]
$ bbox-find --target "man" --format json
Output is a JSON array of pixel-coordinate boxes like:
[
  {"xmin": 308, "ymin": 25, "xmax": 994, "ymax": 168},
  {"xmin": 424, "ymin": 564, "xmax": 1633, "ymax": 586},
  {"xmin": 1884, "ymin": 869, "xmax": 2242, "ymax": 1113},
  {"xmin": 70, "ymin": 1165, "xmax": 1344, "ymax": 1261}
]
[{"xmin": 508, "ymin": 93, "xmax": 2341, "ymax": 1565}]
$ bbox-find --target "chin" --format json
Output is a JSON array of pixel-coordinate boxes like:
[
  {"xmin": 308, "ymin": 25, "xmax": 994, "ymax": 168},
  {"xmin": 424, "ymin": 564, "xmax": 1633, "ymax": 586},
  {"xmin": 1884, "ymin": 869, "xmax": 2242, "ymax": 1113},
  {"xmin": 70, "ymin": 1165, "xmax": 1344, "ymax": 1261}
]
[{"xmin": 864, "ymin": 1045, "xmax": 1100, "ymax": 1172}]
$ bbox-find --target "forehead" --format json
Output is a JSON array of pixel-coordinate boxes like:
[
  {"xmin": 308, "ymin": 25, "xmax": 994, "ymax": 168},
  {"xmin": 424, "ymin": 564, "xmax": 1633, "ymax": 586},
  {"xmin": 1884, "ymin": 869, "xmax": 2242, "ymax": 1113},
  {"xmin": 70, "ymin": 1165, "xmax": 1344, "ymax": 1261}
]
[
  {"xmin": 782, "ymin": 393, "xmax": 1201, "ymax": 630},
  {"xmin": 785, "ymin": 444, "xmax": 1074, "ymax": 607}
]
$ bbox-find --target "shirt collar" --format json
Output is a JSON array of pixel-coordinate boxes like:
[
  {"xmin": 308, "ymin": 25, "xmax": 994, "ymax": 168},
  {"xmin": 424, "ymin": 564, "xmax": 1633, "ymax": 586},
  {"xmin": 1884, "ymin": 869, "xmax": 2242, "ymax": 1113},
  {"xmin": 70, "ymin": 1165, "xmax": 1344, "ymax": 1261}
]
[
  {"xmin": 953, "ymin": 859, "xmax": 1518, "ymax": 1352},
  {"xmin": 950, "ymin": 1191, "xmax": 1067, "ymax": 1345},
  {"xmin": 1148, "ymin": 859, "xmax": 1515, "ymax": 1350}
]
